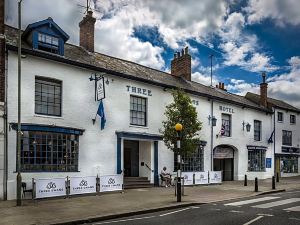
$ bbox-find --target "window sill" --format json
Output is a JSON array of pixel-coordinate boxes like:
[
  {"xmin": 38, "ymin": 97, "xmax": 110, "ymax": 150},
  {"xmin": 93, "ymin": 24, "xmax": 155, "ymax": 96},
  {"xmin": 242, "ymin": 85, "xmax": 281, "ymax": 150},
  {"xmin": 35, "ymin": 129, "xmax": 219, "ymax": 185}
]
[
  {"xmin": 277, "ymin": 121, "xmax": 283, "ymax": 123},
  {"xmin": 34, "ymin": 114, "xmax": 63, "ymax": 119},
  {"xmin": 247, "ymin": 170, "xmax": 266, "ymax": 173},
  {"xmin": 129, "ymin": 125, "xmax": 149, "ymax": 129}
]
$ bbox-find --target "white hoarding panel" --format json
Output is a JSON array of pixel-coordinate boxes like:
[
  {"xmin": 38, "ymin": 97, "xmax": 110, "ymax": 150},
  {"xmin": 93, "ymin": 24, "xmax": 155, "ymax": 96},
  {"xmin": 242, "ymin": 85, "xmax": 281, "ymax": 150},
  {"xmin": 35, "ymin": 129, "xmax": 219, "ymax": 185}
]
[
  {"xmin": 182, "ymin": 172, "xmax": 194, "ymax": 186},
  {"xmin": 194, "ymin": 171, "xmax": 209, "ymax": 185},
  {"xmin": 35, "ymin": 178, "xmax": 66, "ymax": 199},
  {"xmin": 69, "ymin": 176, "xmax": 97, "ymax": 195},
  {"xmin": 100, "ymin": 175, "xmax": 123, "ymax": 192},
  {"xmin": 209, "ymin": 171, "xmax": 222, "ymax": 184}
]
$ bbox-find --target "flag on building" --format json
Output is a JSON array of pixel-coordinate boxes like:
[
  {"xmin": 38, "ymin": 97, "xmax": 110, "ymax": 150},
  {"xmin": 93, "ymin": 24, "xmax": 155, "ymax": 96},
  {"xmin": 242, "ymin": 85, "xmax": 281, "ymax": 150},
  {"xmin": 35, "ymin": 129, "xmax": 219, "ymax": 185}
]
[{"xmin": 97, "ymin": 100, "xmax": 106, "ymax": 130}]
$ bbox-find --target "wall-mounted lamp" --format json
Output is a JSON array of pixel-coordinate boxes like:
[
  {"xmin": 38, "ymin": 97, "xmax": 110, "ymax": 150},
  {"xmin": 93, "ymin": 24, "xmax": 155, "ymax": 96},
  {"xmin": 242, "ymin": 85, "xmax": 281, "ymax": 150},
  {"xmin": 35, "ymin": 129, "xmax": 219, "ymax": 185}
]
[
  {"xmin": 208, "ymin": 115, "xmax": 217, "ymax": 126},
  {"xmin": 105, "ymin": 78, "xmax": 110, "ymax": 85},
  {"xmin": 242, "ymin": 121, "xmax": 251, "ymax": 132}
]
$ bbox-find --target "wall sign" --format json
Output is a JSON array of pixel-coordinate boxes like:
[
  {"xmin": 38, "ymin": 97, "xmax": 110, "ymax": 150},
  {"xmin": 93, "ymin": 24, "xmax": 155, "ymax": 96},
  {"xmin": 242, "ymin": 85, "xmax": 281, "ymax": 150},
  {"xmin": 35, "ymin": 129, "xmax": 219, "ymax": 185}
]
[
  {"xmin": 266, "ymin": 158, "xmax": 272, "ymax": 168},
  {"xmin": 35, "ymin": 178, "xmax": 66, "ymax": 199},
  {"xmin": 100, "ymin": 175, "xmax": 123, "ymax": 192},
  {"xmin": 182, "ymin": 172, "xmax": 194, "ymax": 186},
  {"xmin": 69, "ymin": 176, "xmax": 97, "ymax": 195},
  {"xmin": 209, "ymin": 171, "xmax": 222, "ymax": 184},
  {"xmin": 96, "ymin": 77, "xmax": 105, "ymax": 101},
  {"xmin": 219, "ymin": 105, "xmax": 235, "ymax": 114},
  {"xmin": 126, "ymin": 85, "xmax": 152, "ymax": 96},
  {"xmin": 192, "ymin": 100, "xmax": 199, "ymax": 106},
  {"xmin": 194, "ymin": 171, "xmax": 209, "ymax": 185}
]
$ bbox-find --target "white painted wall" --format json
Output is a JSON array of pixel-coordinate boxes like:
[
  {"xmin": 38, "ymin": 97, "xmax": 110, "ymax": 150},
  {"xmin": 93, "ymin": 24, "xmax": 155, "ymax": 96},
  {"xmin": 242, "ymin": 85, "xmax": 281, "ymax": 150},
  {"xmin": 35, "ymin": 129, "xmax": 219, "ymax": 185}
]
[{"xmin": 4, "ymin": 51, "xmax": 286, "ymax": 199}]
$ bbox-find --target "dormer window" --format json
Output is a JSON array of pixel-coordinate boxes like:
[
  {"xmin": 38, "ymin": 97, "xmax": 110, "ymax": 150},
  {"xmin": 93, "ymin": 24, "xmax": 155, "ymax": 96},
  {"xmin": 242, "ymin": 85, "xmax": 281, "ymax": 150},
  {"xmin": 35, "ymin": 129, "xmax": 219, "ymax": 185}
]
[
  {"xmin": 37, "ymin": 33, "xmax": 59, "ymax": 54},
  {"xmin": 22, "ymin": 18, "xmax": 70, "ymax": 56}
]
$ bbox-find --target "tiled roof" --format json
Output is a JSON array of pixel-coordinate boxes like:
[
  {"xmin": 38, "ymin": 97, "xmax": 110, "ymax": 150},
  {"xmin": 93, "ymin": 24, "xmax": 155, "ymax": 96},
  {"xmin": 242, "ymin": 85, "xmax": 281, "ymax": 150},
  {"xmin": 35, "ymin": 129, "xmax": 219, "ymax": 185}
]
[
  {"xmin": 5, "ymin": 25, "xmax": 271, "ymax": 112},
  {"xmin": 245, "ymin": 92, "xmax": 300, "ymax": 113}
]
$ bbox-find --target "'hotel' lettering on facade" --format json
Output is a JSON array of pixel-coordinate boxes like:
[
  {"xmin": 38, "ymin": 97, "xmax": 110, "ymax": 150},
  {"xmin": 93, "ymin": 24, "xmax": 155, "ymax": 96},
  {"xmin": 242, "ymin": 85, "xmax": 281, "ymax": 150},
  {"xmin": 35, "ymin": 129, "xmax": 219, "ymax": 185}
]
[
  {"xmin": 219, "ymin": 105, "xmax": 235, "ymax": 113},
  {"xmin": 126, "ymin": 85, "xmax": 152, "ymax": 96}
]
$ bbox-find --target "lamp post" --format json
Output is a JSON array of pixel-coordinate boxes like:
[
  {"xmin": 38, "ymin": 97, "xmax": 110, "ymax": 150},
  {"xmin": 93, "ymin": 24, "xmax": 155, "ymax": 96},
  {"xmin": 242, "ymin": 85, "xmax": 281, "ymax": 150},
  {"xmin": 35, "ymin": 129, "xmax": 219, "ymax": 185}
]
[
  {"xmin": 175, "ymin": 123, "xmax": 183, "ymax": 202},
  {"xmin": 16, "ymin": 0, "xmax": 23, "ymax": 206}
]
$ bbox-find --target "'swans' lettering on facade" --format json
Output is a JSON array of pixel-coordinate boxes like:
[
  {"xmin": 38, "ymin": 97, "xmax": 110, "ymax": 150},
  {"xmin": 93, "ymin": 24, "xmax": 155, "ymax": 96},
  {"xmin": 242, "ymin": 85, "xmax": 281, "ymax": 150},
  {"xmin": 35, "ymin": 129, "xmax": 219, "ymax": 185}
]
[{"xmin": 126, "ymin": 85, "xmax": 152, "ymax": 96}]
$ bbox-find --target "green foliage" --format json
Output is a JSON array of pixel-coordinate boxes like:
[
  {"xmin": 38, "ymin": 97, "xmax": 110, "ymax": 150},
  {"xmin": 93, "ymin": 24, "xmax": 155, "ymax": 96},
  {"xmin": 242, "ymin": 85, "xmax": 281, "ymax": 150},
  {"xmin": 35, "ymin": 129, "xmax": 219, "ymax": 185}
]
[{"xmin": 160, "ymin": 89, "xmax": 202, "ymax": 155}]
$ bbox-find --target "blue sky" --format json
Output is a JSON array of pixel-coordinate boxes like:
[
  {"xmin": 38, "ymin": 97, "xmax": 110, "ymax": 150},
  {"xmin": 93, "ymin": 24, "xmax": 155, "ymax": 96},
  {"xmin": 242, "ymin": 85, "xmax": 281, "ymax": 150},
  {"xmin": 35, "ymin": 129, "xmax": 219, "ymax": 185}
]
[{"xmin": 6, "ymin": 0, "xmax": 300, "ymax": 107}]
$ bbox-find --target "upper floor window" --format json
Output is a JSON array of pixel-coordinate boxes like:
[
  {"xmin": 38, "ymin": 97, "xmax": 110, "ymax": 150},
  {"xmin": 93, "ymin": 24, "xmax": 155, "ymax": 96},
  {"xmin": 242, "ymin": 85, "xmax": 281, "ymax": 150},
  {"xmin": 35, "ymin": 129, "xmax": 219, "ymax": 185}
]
[
  {"xmin": 221, "ymin": 114, "xmax": 231, "ymax": 137},
  {"xmin": 20, "ymin": 131, "xmax": 79, "ymax": 172},
  {"xmin": 282, "ymin": 130, "xmax": 292, "ymax": 146},
  {"xmin": 130, "ymin": 95, "xmax": 147, "ymax": 126},
  {"xmin": 290, "ymin": 115, "xmax": 296, "ymax": 124},
  {"xmin": 37, "ymin": 33, "xmax": 60, "ymax": 54},
  {"xmin": 277, "ymin": 112, "xmax": 283, "ymax": 122},
  {"xmin": 254, "ymin": 120, "xmax": 262, "ymax": 141},
  {"xmin": 35, "ymin": 77, "xmax": 62, "ymax": 116}
]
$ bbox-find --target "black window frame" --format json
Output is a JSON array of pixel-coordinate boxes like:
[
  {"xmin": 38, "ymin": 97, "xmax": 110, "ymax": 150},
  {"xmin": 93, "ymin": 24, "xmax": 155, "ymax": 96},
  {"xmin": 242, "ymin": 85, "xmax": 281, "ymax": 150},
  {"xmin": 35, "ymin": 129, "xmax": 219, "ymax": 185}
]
[
  {"xmin": 20, "ymin": 131, "xmax": 79, "ymax": 172},
  {"xmin": 248, "ymin": 150, "xmax": 266, "ymax": 172},
  {"xmin": 221, "ymin": 113, "xmax": 231, "ymax": 137},
  {"xmin": 277, "ymin": 112, "xmax": 283, "ymax": 122},
  {"xmin": 254, "ymin": 120, "xmax": 262, "ymax": 141},
  {"xmin": 130, "ymin": 95, "xmax": 147, "ymax": 127},
  {"xmin": 290, "ymin": 115, "xmax": 296, "ymax": 124},
  {"xmin": 174, "ymin": 145, "xmax": 204, "ymax": 172},
  {"xmin": 35, "ymin": 76, "xmax": 62, "ymax": 117},
  {"xmin": 282, "ymin": 130, "xmax": 292, "ymax": 146}
]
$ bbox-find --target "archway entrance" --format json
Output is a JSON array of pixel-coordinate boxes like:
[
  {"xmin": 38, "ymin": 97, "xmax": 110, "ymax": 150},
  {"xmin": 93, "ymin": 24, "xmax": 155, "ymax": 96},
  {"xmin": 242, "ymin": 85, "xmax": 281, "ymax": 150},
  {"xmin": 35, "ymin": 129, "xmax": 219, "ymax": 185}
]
[{"xmin": 213, "ymin": 145, "xmax": 235, "ymax": 181}]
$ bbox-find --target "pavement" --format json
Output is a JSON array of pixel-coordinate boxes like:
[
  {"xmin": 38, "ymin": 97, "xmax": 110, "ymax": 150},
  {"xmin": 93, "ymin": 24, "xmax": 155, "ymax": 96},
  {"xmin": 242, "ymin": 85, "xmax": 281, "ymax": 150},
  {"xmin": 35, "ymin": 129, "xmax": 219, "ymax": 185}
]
[{"xmin": 0, "ymin": 176, "xmax": 299, "ymax": 225}]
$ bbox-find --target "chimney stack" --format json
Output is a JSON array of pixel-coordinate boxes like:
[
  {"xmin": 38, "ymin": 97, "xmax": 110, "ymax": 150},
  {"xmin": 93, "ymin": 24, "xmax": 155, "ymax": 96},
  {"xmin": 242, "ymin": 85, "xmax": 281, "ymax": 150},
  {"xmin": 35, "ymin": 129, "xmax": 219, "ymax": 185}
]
[
  {"xmin": 171, "ymin": 46, "xmax": 191, "ymax": 81},
  {"xmin": 0, "ymin": 0, "xmax": 5, "ymax": 102},
  {"xmin": 216, "ymin": 82, "xmax": 226, "ymax": 91},
  {"xmin": 260, "ymin": 72, "xmax": 268, "ymax": 107},
  {"xmin": 79, "ymin": 11, "xmax": 96, "ymax": 52}
]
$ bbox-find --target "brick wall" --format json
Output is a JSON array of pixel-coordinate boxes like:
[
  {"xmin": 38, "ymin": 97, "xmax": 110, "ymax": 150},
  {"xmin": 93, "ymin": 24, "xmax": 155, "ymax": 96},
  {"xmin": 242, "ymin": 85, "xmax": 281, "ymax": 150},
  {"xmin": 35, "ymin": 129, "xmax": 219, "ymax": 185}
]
[
  {"xmin": 171, "ymin": 47, "xmax": 191, "ymax": 81},
  {"xmin": 0, "ymin": 0, "xmax": 5, "ymax": 102},
  {"xmin": 79, "ymin": 11, "xmax": 96, "ymax": 52}
]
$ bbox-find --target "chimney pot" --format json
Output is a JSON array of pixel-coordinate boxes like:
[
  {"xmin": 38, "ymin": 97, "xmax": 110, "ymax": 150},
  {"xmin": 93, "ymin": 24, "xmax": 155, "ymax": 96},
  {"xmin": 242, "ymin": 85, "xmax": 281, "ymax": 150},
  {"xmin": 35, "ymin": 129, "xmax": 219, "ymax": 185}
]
[
  {"xmin": 181, "ymin": 49, "xmax": 184, "ymax": 56},
  {"xmin": 177, "ymin": 52, "xmax": 180, "ymax": 58},
  {"xmin": 174, "ymin": 53, "xmax": 177, "ymax": 59},
  {"xmin": 184, "ymin": 46, "xmax": 189, "ymax": 55}
]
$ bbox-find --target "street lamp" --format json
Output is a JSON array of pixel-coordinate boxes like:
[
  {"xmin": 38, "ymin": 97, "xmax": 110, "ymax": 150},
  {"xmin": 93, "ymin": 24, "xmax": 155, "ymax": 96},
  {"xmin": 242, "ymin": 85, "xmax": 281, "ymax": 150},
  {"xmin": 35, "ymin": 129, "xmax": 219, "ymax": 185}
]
[
  {"xmin": 175, "ymin": 123, "xmax": 183, "ymax": 202},
  {"xmin": 16, "ymin": 0, "xmax": 23, "ymax": 206}
]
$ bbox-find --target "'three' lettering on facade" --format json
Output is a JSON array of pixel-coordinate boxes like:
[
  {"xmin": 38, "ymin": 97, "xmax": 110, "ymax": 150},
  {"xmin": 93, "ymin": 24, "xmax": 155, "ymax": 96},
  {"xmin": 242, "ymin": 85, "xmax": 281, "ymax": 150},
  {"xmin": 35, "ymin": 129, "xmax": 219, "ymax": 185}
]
[
  {"xmin": 219, "ymin": 105, "xmax": 235, "ymax": 113},
  {"xmin": 126, "ymin": 85, "xmax": 152, "ymax": 96}
]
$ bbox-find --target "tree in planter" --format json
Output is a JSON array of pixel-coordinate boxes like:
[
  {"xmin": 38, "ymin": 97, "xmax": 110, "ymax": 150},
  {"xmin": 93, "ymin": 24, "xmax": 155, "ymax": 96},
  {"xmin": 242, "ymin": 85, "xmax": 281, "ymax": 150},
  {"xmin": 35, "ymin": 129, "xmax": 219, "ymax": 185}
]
[{"xmin": 160, "ymin": 89, "xmax": 202, "ymax": 159}]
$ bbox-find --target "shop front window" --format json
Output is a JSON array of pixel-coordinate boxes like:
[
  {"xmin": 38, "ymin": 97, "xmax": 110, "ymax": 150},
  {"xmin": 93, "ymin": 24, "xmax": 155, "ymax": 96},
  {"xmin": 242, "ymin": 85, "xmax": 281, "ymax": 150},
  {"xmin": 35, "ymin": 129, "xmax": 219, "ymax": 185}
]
[
  {"xmin": 281, "ymin": 156, "xmax": 298, "ymax": 173},
  {"xmin": 20, "ymin": 131, "xmax": 79, "ymax": 172},
  {"xmin": 248, "ymin": 150, "xmax": 266, "ymax": 172},
  {"xmin": 174, "ymin": 145, "xmax": 204, "ymax": 172}
]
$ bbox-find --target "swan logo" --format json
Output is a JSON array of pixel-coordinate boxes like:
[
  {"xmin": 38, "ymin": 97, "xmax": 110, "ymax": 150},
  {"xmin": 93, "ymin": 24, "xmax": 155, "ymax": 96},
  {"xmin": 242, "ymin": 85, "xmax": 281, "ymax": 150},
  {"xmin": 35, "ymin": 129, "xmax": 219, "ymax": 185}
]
[
  {"xmin": 108, "ymin": 178, "xmax": 115, "ymax": 184},
  {"xmin": 46, "ymin": 182, "xmax": 56, "ymax": 189}
]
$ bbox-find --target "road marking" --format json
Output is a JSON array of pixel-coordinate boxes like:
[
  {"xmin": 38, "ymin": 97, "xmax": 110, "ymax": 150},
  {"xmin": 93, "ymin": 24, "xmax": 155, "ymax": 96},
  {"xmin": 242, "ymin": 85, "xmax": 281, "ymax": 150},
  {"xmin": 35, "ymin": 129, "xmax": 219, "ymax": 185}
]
[
  {"xmin": 93, "ymin": 216, "xmax": 156, "ymax": 224},
  {"xmin": 210, "ymin": 208, "xmax": 221, "ymax": 211},
  {"xmin": 257, "ymin": 213, "xmax": 274, "ymax": 217},
  {"xmin": 159, "ymin": 208, "xmax": 190, "ymax": 217},
  {"xmin": 284, "ymin": 206, "xmax": 300, "ymax": 212},
  {"xmin": 253, "ymin": 198, "xmax": 300, "ymax": 209},
  {"xmin": 230, "ymin": 210, "xmax": 244, "ymax": 213},
  {"xmin": 243, "ymin": 216, "xmax": 264, "ymax": 225},
  {"xmin": 289, "ymin": 217, "xmax": 300, "ymax": 221},
  {"xmin": 225, "ymin": 197, "xmax": 280, "ymax": 206},
  {"xmin": 191, "ymin": 206, "xmax": 200, "ymax": 209}
]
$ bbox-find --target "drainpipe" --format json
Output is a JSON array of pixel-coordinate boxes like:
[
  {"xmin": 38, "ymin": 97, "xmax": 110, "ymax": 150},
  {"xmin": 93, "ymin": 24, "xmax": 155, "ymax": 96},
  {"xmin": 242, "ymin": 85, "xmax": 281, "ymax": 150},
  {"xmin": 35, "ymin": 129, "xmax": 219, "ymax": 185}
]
[
  {"xmin": 3, "ymin": 48, "xmax": 8, "ymax": 200},
  {"xmin": 210, "ymin": 99, "xmax": 214, "ymax": 171},
  {"xmin": 273, "ymin": 108, "xmax": 276, "ymax": 176}
]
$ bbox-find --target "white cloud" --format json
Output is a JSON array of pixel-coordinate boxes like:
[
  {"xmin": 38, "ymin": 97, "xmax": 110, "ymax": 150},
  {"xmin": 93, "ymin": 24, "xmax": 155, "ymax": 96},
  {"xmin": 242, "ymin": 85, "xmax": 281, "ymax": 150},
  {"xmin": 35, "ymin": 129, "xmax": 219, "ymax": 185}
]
[
  {"xmin": 192, "ymin": 72, "xmax": 218, "ymax": 86},
  {"xmin": 244, "ymin": 0, "xmax": 300, "ymax": 26}
]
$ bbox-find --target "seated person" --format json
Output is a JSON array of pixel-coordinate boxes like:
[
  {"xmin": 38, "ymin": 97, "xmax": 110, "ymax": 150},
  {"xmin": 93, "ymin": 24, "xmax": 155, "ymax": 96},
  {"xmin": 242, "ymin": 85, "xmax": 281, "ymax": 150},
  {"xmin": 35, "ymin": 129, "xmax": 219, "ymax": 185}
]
[{"xmin": 161, "ymin": 166, "xmax": 172, "ymax": 187}]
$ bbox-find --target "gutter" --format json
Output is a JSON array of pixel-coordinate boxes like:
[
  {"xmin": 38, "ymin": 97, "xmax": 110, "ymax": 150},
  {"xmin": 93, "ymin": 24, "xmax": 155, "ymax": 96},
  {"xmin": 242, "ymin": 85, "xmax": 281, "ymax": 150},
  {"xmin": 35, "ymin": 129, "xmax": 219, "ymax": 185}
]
[{"xmin": 6, "ymin": 44, "xmax": 272, "ymax": 114}]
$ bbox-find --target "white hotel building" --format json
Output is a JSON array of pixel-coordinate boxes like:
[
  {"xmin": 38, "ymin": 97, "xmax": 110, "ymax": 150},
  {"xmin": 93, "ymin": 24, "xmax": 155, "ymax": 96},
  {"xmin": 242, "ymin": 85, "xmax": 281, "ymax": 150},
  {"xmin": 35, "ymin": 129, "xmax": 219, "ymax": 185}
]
[{"xmin": 0, "ymin": 4, "xmax": 299, "ymax": 200}]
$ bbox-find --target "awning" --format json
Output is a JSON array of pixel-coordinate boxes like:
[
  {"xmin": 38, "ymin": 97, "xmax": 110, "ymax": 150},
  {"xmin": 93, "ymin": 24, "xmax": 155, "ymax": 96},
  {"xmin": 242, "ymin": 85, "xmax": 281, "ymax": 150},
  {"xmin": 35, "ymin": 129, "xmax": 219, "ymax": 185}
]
[
  {"xmin": 115, "ymin": 131, "xmax": 162, "ymax": 141},
  {"xmin": 10, "ymin": 123, "xmax": 84, "ymax": 135}
]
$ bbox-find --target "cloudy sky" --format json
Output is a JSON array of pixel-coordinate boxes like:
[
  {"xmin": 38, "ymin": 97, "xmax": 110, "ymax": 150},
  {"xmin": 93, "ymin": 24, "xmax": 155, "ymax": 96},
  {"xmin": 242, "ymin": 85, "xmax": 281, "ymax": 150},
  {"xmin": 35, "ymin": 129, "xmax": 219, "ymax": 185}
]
[{"xmin": 5, "ymin": 0, "xmax": 300, "ymax": 107}]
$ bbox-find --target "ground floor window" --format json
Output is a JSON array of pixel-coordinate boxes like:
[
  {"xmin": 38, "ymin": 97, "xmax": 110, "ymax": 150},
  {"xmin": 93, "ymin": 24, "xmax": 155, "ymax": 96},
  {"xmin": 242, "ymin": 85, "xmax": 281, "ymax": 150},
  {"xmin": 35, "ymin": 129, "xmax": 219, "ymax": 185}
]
[
  {"xmin": 281, "ymin": 156, "xmax": 298, "ymax": 173},
  {"xmin": 174, "ymin": 145, "xmax": 204, "ymax": 172},
  {"xmin": 248, "ymin": 150, "xmax": 266, "ymax": 172},
  {"xmin": 20, "ymin": 131, "xmax": 79, "ymax": 172}
]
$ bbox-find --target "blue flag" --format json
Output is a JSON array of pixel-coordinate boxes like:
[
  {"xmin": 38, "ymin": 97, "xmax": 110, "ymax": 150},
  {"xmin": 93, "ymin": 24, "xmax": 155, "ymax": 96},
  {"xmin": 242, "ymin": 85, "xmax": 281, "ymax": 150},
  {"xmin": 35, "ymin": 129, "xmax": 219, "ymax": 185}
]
[{"xmin": 97, "ymin": 100, "xmax": 106, "ymax": 130}]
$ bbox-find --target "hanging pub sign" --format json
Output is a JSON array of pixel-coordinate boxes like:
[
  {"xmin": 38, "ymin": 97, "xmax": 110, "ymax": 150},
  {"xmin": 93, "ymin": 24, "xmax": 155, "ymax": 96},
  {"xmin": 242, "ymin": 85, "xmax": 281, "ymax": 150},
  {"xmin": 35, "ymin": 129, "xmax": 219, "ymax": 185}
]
[
  {"xmin": 89, "ymin": 73, "xmax": 106, "ymax": 101},
  {"xmin": 69, "ymin": 176, "xmax": 97, "ymax": 195},
  {"xmin": 35, "ymin": 178, "xmax": 66, "ymax": 199}
]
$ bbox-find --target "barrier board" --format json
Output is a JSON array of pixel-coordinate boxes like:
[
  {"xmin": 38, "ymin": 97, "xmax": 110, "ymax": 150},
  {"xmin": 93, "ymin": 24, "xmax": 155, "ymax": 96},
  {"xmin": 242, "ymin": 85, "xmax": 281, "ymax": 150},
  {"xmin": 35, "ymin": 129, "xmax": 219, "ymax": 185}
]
[
  {"xmin": 100, "ymin": 174, "xmax": 123, "ymax": 192},
  {"xmin": 69, "ymin": 176, "xmax": 97, "ymax": 195},
  {"xmin": 35, "ymin": 178, "xmax": 66, "ymax": 199}
]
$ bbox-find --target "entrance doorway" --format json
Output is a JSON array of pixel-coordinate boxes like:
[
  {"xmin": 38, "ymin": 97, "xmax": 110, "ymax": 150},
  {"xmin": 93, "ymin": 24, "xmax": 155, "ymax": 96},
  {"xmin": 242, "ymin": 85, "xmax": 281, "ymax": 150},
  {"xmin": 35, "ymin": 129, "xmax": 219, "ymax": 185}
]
[
  {"xmin": 213, "ymin": 146, "xmax": 235, "ymax": 181},
  {"xmin": 124, "ymin": 140, "xmax": 139, "ymax": 177}
]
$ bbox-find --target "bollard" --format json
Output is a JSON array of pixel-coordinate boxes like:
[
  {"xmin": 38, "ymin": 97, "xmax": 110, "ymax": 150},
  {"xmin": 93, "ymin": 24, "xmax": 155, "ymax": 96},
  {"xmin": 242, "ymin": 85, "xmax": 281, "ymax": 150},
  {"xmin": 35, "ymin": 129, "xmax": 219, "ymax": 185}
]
[
  {"xmin": 276, "ymin": 172, "xmax": 279, "ymax": 182},
  {"xmin": 255, "ymin": 177, "xmax": 258, "ymax": 192},
  {"xmin": 272, "ymin": 176, "xmax": 276, "ymax": 190},
  {"xmin": 244, "ymin": 174, "xmax": 248, "ymax": 186}
]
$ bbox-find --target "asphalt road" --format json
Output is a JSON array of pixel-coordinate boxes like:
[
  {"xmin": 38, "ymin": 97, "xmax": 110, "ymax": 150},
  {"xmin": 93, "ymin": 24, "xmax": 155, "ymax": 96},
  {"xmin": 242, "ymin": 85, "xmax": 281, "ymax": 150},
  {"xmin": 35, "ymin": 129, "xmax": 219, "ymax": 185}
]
[{"xmin": 86, "ymin": 189, "xmax": 300, "ymax": 225}]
